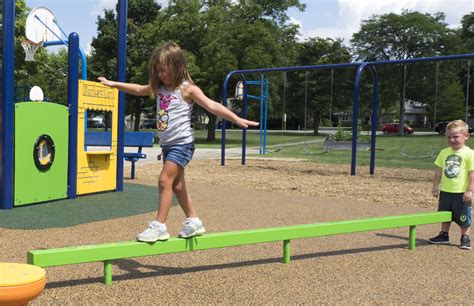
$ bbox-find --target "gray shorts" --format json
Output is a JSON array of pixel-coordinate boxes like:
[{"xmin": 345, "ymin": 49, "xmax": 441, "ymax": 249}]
[{"xmin": 438, "ymin": 191, "xmax": 472, "ymax": 228}]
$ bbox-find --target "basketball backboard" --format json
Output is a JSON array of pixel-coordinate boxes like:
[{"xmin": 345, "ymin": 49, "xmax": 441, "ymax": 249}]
[{"xmin": 25, "ymin": 7, "xmax": 61, "ymax": 44}]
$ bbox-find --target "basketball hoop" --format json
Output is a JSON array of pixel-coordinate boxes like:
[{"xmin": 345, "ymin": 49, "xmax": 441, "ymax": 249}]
[{"xmin": 21, "ymin": 40, "xmax": 43, "ymax": 61}]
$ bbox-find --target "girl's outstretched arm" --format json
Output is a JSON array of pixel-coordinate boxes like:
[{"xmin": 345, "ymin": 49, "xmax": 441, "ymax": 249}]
[
  {"xmin": 186, "ymin": 85, "xmax": 259, "ymax": 129},
  {"xmin": 97, "ymin": 77, "xmax": 152, "ymax": 96}
]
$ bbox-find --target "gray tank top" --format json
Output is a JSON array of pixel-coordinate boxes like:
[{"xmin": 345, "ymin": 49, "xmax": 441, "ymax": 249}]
[{"xmin": 156, "ymin": 81, "xmax": 194, "ymax": 145}]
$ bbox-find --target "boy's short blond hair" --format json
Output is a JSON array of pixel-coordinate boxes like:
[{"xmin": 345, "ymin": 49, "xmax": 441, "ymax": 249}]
[{"xmin": 446, "ymin": 119, "xmax": 469, "ymax": 134}]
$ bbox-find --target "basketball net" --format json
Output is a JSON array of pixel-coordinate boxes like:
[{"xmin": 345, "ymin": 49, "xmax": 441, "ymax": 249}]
[{"xmin": 21, "ymin": 40, "xmax": 43, "ymax": 61}]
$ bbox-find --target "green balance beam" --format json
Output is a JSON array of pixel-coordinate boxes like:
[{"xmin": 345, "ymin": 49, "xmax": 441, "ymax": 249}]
[{"xmin": 27, "ymin": 211, "xmax": 451, "ymax": 285}]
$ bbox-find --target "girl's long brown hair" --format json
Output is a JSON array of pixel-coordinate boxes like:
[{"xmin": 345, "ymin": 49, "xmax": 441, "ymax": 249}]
[{"xmin": 148, "ymin": 41, "xmax": 193, "ymax": 97}]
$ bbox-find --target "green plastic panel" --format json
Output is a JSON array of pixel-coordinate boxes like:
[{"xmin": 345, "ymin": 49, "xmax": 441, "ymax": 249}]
[
  {"xmin": 14, "ymin": 102, "xmax": 69, "ymax": 206},
  {"xmin": 27, "ymin": 212, "xmax": 451, "ymax": 268}
]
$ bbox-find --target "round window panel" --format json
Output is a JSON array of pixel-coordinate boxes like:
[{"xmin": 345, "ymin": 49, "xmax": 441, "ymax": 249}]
[{"xmin": 33, "ymin": 134, "xmax": 55, "ymax": 171}]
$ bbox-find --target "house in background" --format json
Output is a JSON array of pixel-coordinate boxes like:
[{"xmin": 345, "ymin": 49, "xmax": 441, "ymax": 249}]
[
  {"xmin": 335, "ymin": 99, "xmax": 429, "ymax": 128},
  {"xmin": 403, "ymin": 99, "xmax": 428, "ymax": 127}
]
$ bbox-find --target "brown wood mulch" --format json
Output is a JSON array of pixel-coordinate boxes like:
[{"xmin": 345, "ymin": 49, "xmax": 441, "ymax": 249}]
[{"xmin": 2, "ymin": 158, "xmax": 472, "ymax": 304}]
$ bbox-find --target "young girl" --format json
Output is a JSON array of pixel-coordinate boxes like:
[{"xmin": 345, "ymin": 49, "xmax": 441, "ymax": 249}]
[{"xmin": 98, "ymin": 41, "xmax": 259, "ymax": 242}]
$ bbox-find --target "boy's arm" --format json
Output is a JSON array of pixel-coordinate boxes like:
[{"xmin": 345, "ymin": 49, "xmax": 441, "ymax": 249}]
[
  {"xmin": 432, "ymin": 167, "xmax": 442, "ymax": 197},
  {"xmin": 463, "ymin": 170, "xmax": 474, "ymax": 202},
  {"xmin": 187, "ymin": 85, "xmax": 259, "ymax": 128},
  {"xmin": 98, "ymin": 77, "xmax": 151, "ymax": 96}
]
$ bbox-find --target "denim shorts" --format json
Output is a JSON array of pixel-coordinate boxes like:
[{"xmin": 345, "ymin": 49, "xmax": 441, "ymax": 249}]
[{"xmin": 161, "ymin": 142, "xmax": 195, "ymax": 168}]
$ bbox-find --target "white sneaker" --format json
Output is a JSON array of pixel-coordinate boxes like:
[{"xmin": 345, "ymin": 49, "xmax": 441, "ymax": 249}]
[
  {"xmin": 178, "ymin": 218, "xmax": 206, "ymax": 238},
  {"xmin": 136, "ymin": 221, "xmax": 170, "ymax": 242}
]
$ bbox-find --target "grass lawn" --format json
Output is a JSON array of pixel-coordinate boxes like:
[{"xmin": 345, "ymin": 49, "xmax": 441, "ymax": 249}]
[
  {"xmin": 143, "ymin": 129, "xmax": 474, "ymax": 170},
  {"xmin": 193, "ymin": 130, "xmax": 474, "ymax": 170}
]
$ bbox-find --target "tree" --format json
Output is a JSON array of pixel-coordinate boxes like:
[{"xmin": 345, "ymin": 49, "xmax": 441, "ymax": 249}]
[
  {"xmin": 460, "ymin": 12, "xmax": 474, "ymax": 52},
  {"xmin": 460, "ymin": 13, "xmax": 474, "ymax": 112},
  {"xmin": 153, "ymin": 0, "xmax": 303, "ymax": 140},
  {"xmin": 26, "ymin": 50, "xmax": 69, "ymax": 104},
  {"xmin": 286, "ymin": 37, "xmax": 352, "ymax": 134},
  {"xmin": 89, "ymin": 0, "xmax": 162, "ymax": 131},
  {"xmin": 351, "ymin": 10, "xmax": 463, "ymax": 132}
]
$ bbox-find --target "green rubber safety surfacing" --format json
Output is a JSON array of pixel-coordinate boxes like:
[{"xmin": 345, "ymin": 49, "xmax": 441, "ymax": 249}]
[{"xmin": 0, "ymin": 183, "xmax": 175, "ymax": 229}]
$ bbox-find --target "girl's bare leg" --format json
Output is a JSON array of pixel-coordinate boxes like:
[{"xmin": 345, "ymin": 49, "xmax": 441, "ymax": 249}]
[
  {"xmin": 156, "ymin": 161, "xmax": 180, "ymax": 223},
  {"xmin": 172, "ymin": 166, "xmax": 197, "ymax": 218}
]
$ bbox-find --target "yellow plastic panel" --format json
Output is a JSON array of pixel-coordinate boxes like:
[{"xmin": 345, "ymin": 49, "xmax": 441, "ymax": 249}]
[{"xmin": 77, "ymin": 80, "xmax": 118, "ymax": 195}]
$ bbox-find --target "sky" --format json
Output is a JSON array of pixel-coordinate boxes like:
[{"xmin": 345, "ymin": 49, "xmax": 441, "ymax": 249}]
[{"xmin": 24, "ymin": 0, "xmax": 473, "ymax": 54}]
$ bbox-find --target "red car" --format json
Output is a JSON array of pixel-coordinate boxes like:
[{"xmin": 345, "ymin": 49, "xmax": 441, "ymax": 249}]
[{"xmin": 382, "ymin": 123, "xmax": 414, "ymax": 134}]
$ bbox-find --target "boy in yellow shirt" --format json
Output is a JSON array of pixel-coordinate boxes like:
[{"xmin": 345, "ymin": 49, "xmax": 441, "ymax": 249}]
[{"xmin": 430, "ymin": 120, "xmax": 473, "ymax": 250}]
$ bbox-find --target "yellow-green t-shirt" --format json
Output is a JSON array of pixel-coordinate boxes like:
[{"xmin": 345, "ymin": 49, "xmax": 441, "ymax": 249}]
[{"xmin": 434, "ymin": 146, "xmax": 474, "ymax": 193}]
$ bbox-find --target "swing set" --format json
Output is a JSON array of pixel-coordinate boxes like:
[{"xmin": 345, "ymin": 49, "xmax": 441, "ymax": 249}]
[
  {"xmin": 400, "ymin": 60, "xmax": 472, "ymax": 159},
  {"xmin": 221, "ymin": 53, "xmax": 474, "ymax": 176}
]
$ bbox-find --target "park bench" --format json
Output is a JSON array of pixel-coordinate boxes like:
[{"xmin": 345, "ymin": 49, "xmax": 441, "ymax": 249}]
[
  {"xmin": 27, "ymin": 211, "xmax": 451, "ymax": 285},
  {"xmin": 85, "ymin": 131, "xmax": 155, "ymax": 179}
]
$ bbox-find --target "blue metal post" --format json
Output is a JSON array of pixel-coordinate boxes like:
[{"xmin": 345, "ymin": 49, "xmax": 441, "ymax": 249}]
[
  {"xmin": 263, "ymin": 76, "xmax": 269, "ymax": 153},
  {"xmin": 351, "ymin": 63, "xmax": 369, "ymax": 176},
  {"xmin": 67, "ymin": 33, "xmax": 79, "ymax": 199},
  {"xmin": 1, "ymin": 0, "xmax": 15, "ymax": 209},
  {"xmin": 116, "ymin": 0, "xmax": 128, "ymax": 191},
  {"xmin": 221, "ymin": 74, "xmax": 230, "ymax": 166},
  {"xmin": 369, "ymin": 66, "xmax": 379, "ymax": 175},
  {"xmin": 259, "ymin": 79, "xmax": 264, "ymax": 154},
  {"xmin": 242, "ymin": 78, "xmax": 248, "ymax": 165}
]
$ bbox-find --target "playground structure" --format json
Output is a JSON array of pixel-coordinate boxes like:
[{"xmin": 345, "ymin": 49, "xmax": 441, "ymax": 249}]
[
  {"xmin": 1, "ymin": 0, "xmax": 130, "ymax": 209},
  {"xmin": 221, "ymin": 54, "xmax": 474, "ymax": 175},
  {"xmin": 27, "ymin": 211, "xmax": 451, "ymax": 285},
  {"xmin": 235, "ymin": 78, "xmax": 270, "ymax": 154}
]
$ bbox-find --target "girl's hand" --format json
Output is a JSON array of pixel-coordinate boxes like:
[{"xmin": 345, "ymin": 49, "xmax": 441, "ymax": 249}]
[
  {"xmin": 432, "ymin": 186, "xmax": 439, "ymax": 198},
  {"xmin": 235, "ymin": 118, "xmax": 259, "ymax": 129},
  {"xmin": 97, "ymin": 77, "xmax": 115, "ymax": 87}
]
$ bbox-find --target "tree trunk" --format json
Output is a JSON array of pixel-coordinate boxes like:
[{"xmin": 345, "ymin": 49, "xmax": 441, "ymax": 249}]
[
  {"xmin": 133, "ymin": 102, "xmax": 142, "ymax": 131},
  {"xmin": 313, "ymin": 110, "xmax": 320, "ymax": 135},
  {"xmin": 399, "ymin": 66, "xmax": 406, "ymax": 136},
  {"xmin": 207, "ymin": 113, "xmax": 216, "ymax": 141}
]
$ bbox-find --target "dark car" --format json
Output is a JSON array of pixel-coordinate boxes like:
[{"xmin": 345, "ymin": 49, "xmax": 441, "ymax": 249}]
[
  {"xmin": 140, "ymin": 119, "xmax": 156, "ymax": 129},
  {"xmin": 435, "ymin": 121, "xmax": 474, "ymax": 135},
  {"xmin": 382, "ymin": 123, "xmax": 414, "ymax": 134}
]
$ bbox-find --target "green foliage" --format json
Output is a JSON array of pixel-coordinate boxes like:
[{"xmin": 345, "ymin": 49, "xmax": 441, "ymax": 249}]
[
  {"xmin": 9, "ymin": 2, "xmax": 472, "ymax": 140},
  {"xmin": 325, "ymin": 121, "xmax": 369, "ymax": 142},
  {"xmin": 351, "ymin": 10, "xmax": 464, "ymax": 128}
]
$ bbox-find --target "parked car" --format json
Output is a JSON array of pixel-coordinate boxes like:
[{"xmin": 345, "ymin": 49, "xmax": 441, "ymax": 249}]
[
  {"xmin": 435, "ymin": 121, "xmax": 474, "ymax": 135},
  {"xmin": 140, "ymin": 119, "xmax": 157, "ymax": 129},
  {"xmin": 87, "ymin": 117, "xmax": 105, "ymax": 128},
  {"xmin": 382, "ymin": 123, "xmax": 414, "ymax": 134}
]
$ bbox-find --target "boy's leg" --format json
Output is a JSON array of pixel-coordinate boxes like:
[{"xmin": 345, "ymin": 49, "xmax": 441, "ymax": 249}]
[
  {"xmin": 430, "ymin": 191, "xmax": 452, "ymax": 244},
  {"xmin": 459, "ymin": 206, "xmax": 471, "ymax": 250},
  {"xmin": 460, "ymin": 228, "xmax": 471, "ymax": 250},
  {"xmin": 441, "ymin": 222, "xmax": 451, "ymax": 233}
]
